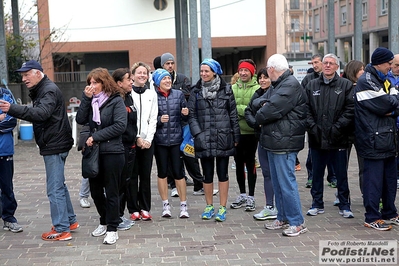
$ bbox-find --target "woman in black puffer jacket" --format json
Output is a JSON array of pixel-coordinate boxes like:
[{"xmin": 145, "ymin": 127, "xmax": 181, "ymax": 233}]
[
  {"xmin": 76, "ymin": 68, "xmax": 127, "ymax": 245},
  {"xmin": 187, "ymin": 59, "xmax": 240, "ymax": 222}
]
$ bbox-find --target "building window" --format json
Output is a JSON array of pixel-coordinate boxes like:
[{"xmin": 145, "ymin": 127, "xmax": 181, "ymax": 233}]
[
  {"xmin": 154, "ymin": 0, "xmax": 168, "ymax": 11},
  {"xmin": 291, "ymin": 42, "xmax": 300, "ymax": 52},
  {"xmin": 341, "ymin": 5, "xmax": 347, "ymax": 25},
  {"xmin": 290, "ymin": 0, "xmax": 300, "ymax": 9},
  {"xmin": 314, "ymin": 14, "xmax": 320, "ymax": 32},
  {"xmin": 291, "ymin": 18, "xmax": 300, "ymax": 32},
  {"xmin": 362, "ymin": 1, "xmax": 368, "ymax": 19},
  {"xmin": 308, "ymin": 15, "xmax": 312, "ymax": 30},
  {"xmin": 381, "ymin": 0, "xmax": 388, "ymax": 15}
]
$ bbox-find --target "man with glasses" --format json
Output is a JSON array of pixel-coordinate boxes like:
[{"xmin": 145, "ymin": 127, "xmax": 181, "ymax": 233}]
[
  {"xmin": 301, "ymin": 54, "xmax": 337, "ymax": 190},
  {"xmin": 355, "ymin": 47, "xmax": 399, "ymax": 230},
  {"xmin": 305, "ymin": 54, "xmax": 354, "ymax": 219}
]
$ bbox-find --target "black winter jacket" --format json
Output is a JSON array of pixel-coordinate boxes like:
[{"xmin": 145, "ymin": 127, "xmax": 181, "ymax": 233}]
[
  {"xmin": 301, "ymin": 71, "xmax": 321, "ymax": 88},
  {"xmin": 354, "ymin": 64, "xmax": 399, "ymax": 159},
  {"xmin": 76, "ymin": 93, "xmax": 127, "ymax": 154},
  {"xmin": 122, "ymin": 91, "xmax": 138, "ymax": 148},
  {"xmin": 187, "ymin": 77, "xmax": 240, "ymax": 158},
  {"xmin": 244, "ymin": 87, "xmax": 268, "ymax": 139},
  {"xmin": 172, "ymin": 71, "xmax": 192, "ymax": 100},
  {"xmin": 306, "ymin": 72, "xmax": 354, "ymax": 149},
  {"xmin": 154, "ymin": 88, "xmax": 187, "ymax": 146},
  {"xmin": 8, "ymin": 75, "xmax": 73, "ymax": 155},
  {"xmin": 255, "ymin": 70, "xmax": 307, "ymax": 152}
]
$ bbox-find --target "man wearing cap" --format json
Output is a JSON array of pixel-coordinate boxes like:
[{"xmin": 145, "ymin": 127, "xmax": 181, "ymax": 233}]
[
  {"xmin": 160, "ymin": 52, "xmax": 206, "ymax": 197},
  {"xmin": 230, "ymin": 59, "xmax": 260, "ymax": 212},
  {"xmin": 305, "ymin": 53, "xmax": 354, "ymax": 219},
  {"xmin": 0, "ymin": 60, "xmax": 78, "ymax": 240},
  {"xmin": 355, "ymin": 47, "xmax": 399, "ymax": 231}
]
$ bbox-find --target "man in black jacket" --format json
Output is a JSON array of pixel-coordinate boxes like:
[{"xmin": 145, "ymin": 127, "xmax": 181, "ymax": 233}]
[
  {"xmin": 255, "ymin": 54, "xmax": 308, "ymax": 237},
  {"xmin": 355, "ymin": 47, "xmax": 399, "ymax": 231},
  {"xmin": 0, "ymin": 60, "xmax": 77, "ymax": 241},
  {"xmin": 301, "ymin": 54, "xmax": 337, "ymax": 189},
  {"xmin": 305, "ymin": 54, "xmax": 354, "ymax": 219}
]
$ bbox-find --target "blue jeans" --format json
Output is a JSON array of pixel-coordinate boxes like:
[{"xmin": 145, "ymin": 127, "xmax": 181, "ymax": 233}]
[
  {"xmin": 258, "ymin": 145, "xmax": 274, "ymax": 207},
  {"xmin": 310, "ymin": 148, "xmax": 351, "ymax": 211},
  {"xmin": 79, "ymin": 177, "xmax": 90, "ymax": 198},
  {"xmin": 267, "ymin": 151, "xmax": 304, "ymax": 226},
  {"xmin": 43, "ymin": 152, "xmax": 76, "ymax": 232}
]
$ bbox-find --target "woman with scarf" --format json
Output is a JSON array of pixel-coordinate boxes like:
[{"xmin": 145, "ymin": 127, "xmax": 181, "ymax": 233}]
[
  {"xmin": 153, "ymin": 69, "xmax": 189, "ymax": 218},
  {"xmin": 76, "ymin": 68, "xmax": 127, "ymax": 245},
  {"xmin": 187, "ymin": 59, "xmax": 240, "ymax": 222}
]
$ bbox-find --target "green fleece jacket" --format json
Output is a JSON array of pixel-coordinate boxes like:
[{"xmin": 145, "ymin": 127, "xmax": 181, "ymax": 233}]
[{"xmin": 232, "ymin": 76, "xmax": 260, "ymax": 134}]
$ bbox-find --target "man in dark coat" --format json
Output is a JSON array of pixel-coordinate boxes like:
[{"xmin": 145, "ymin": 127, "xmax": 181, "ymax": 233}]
[
  {"xmin": 255, "ymin": 54, "xmax": 308, "ymax": 237},
  {"xmin": 355, "ymin": 47, "xmax": 399, "ymax": 231},
  {"xmin": 305, "ymin": 53, "xmax": 354, "ymax": 219},
  {"xmin": 0, "ymin": 60, "xmax": 77, "ymax": 241}
]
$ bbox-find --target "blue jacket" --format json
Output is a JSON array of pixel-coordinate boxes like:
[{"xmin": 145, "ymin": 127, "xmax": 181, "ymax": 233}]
[
  {"xmin": 354, "ymin": 64, "xmax": 399, "ymax": 159},
  {"xmin": 154, "ymin": 88, "xmax": 187, "ymax": 146},
  {"xmin": 0, "ymin": 87, "xmax": 17, "ymax": 156},
  {"xmin": 387, "ymin": 70, "xmax": 399, "ymax": 88}
]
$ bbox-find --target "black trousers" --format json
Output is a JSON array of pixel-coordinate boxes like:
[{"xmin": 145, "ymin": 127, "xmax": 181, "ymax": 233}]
[
  {"xmin": 89, "ymin": 153, "xmax": 124, "ymax": 232},
  {"xmin": 130, "ymin": 145, "xmax": 154, "ymax": 212}
]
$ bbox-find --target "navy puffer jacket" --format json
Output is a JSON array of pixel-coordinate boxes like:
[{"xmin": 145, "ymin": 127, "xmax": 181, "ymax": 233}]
[
  {"xmin": 154, "ymin": 88, "xmax": 187, "ymax": 146},
  {"xmin": 354, "ymin": 64, "xmax": 399, "ymax": 159}
]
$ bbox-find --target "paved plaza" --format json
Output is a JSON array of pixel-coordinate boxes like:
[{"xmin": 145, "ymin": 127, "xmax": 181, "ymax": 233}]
[{"xmin": 0, "ymin": 140, "xmax": 398, "ymax": 265}]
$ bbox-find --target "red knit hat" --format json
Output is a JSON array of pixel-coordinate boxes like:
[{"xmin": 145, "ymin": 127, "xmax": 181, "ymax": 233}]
[{"xmin": 238, "ymin": 62, "xmax": 255, "ymax": 76}]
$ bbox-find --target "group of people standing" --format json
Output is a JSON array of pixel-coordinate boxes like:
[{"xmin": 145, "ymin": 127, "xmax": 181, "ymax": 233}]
[{"xmin": 1, "ymin": 46, "xmax": 399, "ymax": 245}]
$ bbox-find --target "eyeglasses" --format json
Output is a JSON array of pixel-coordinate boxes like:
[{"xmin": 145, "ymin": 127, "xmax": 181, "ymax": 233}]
[{"xmin": 322, "ymin": 62, "xmax": 337, "ymax": 66}]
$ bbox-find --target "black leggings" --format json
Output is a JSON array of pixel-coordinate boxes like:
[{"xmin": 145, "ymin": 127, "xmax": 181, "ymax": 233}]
[
  {"xmin": 233, "ymin": 134, "xmax": 258, "ymax": 196},
  {"xmin": 154, "ymin": 144, "xmax": 183, "ymax": 180},
  {"xmin": 200, "ymin": 156, "xmax": 229, "ymax": 184}
]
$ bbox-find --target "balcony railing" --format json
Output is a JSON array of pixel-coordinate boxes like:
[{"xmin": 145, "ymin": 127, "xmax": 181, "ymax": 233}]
[{"xmin": 54, "ymin": 71, "xmax": 91, "ymax": 82}]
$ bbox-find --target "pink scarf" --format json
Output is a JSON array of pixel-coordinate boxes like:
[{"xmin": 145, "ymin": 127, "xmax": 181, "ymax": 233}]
[{"xmin": 91, "ymin": 91, "xmax": 109, "ymax": 125}]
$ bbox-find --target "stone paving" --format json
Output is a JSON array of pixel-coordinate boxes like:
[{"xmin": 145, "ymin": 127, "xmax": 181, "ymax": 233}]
[{"xmin": 0, "ymin": 140, "xmax": 398, "ymax": 265}]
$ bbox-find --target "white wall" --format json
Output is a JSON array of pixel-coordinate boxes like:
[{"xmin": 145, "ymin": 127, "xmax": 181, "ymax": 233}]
[{"xmin": 47, "ymin": 0, "xmax": 266, "ymax": 42}]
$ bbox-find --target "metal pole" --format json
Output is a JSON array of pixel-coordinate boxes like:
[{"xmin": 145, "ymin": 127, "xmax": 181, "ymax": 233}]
[
  {"xmin": 303, "ymin": 0, "xmax": 307, "ymax": 58},
  {"xmin": 388, "ymin": 0, "xmax": 399, "ymax": 54},
  {"xmin": 200, "ymin": 0, "xmax": 212, "ymax": 60},
  {"xmin": 353, "ymin": 0, "xmax": 362, "ymax": 60},
  {"xmin": 174, "ymin": 0, "xmax": 183, "ymax": 70},
  {"xmin": 11, "ymin": 0, "xmax": 20, "ymax": 37},
  {"xmin": 0, "ymin": 3, "xmax": 9, "ymax": 83},
  {"xmin": 327, "ymin": 0, "xmax": 335, "ymax": 54},
  {"xmin": 293, "ymin": 22, "xmax": 296, "ymax": 59},
  {"xmin": 180, "ymin": 0, "xmax": 190, "ymax": 78},
  {"xmin": 189, "ymin": 0, "xmax": 199, "ymax": 83}
]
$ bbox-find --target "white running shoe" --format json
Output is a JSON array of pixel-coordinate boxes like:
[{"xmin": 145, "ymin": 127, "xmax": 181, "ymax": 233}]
[
  {"xmin": 103, "ymin": 231, "xmax": 119, "ymax": 245},
  {"xmin": 92, "ymin": 224, "xmax": 107, "ymax": 237}
]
